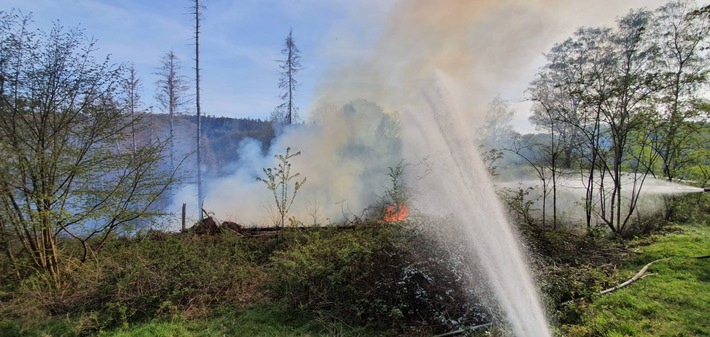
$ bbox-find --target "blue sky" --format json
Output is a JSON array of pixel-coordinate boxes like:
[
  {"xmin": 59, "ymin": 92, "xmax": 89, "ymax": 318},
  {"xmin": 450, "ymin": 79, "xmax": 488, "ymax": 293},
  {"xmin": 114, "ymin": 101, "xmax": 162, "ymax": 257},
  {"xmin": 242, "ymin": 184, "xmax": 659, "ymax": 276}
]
[
  {"xmin": 0, "ymin": 0, "xmax": 394, "ymax": 120},
  {"xmin": 0, "ymin": 0, "xmax": 671, "ymax": 127}
]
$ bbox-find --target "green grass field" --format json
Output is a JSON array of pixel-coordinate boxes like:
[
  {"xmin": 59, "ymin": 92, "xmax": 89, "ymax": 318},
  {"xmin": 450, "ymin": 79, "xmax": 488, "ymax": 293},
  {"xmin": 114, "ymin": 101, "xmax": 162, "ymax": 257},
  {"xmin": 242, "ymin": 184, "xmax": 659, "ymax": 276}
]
[
  {"xmin": 566, "ymin": 225, "xmax": 710, "ymax": 337},
  {"xmin": 95, "ymin": 305, "xmax": 379, "ymax": 337}
]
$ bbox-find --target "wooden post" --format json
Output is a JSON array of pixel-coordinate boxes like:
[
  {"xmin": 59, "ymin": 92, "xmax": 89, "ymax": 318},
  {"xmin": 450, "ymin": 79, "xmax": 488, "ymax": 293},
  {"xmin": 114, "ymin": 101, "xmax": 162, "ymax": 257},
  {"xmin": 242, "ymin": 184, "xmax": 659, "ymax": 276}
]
[{"xmin": 181, "ymin": 203, "xmax": 187, "ymax": 232}]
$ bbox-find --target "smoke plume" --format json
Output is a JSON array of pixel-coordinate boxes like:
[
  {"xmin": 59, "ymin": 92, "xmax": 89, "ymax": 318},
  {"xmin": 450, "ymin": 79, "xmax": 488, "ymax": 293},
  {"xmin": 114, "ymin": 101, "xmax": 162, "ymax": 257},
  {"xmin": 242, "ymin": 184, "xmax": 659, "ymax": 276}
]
[{"xmin": 171, "ymin": 0, "xmax": 668, "ymax": 227}]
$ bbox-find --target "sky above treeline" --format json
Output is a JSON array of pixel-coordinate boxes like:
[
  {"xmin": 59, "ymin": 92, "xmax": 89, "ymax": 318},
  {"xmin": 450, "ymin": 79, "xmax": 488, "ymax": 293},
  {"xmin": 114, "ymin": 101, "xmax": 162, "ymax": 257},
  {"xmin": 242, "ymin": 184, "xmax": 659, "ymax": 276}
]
[{"xmin": 0, "ymin": 0, "xmax": 672, "ymax": 131}]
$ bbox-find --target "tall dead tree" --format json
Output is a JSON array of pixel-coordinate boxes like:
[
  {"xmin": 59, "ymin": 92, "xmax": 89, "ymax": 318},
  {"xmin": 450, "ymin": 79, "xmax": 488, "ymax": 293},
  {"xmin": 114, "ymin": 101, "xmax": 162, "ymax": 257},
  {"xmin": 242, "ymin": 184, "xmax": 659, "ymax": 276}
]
[
  {"xmin": 155, "ymin": 50, "xmax": 190, "ymax": 170},
  {"xmin": 123, "ymin": 64, "xmax": 143, "ymax": 153},
  {"xmin": 192, "ymin": 0, "xmax": 204, "ymax": 220},
  {"xmin": 273, "ymin": 28, "xmax": 303, "ymax": 124}
]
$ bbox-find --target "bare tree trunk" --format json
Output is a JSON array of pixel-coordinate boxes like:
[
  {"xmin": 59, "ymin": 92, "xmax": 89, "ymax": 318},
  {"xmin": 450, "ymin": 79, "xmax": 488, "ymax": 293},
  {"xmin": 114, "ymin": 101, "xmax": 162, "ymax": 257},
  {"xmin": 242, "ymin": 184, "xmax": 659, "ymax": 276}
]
[
  {"xmin": 170, "ymin": 106, "xmax": 174, "ymax": 169},
  {"xmin": 194, "ymin": 0, "xmax": 204, "ymax": 221},
  {"xmin": 181, "ymin": 203, "xmax": 186, "ymax": 232}
]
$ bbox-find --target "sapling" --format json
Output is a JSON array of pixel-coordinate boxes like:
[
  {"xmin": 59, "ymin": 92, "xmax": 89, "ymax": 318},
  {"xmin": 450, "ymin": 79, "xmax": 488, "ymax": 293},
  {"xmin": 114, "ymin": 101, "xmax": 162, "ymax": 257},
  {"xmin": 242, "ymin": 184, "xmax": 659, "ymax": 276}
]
[{"xmin": 257, "ymin": 147, "xmax": 306, "ymax": 228}]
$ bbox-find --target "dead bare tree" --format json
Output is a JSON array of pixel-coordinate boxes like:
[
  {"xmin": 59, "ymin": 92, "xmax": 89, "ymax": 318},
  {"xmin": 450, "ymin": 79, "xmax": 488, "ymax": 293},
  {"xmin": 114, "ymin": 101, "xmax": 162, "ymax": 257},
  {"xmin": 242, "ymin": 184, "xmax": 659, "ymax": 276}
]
[
  {"xmin": 155, "ymin": 50, "xmax": 190, "ymax": 170},
  {"xmin": 122, "ymin": 64, "xmax": 144, "ymax": 154},
  {"xmin": 192, "ymin": 0, "xmax": 204, "ymax": 220},
  {"xmin": 272, "ymin": 28, "xmax": 303, "ymax": 124}
]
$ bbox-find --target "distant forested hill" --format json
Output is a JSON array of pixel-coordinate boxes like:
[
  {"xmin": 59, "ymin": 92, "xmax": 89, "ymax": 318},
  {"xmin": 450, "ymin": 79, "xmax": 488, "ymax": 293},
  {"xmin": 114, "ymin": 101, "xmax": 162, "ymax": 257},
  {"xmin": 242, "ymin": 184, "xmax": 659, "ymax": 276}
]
[{"xmin": 142, "ymin": 114, "xmax": 276, "ymax": 177}]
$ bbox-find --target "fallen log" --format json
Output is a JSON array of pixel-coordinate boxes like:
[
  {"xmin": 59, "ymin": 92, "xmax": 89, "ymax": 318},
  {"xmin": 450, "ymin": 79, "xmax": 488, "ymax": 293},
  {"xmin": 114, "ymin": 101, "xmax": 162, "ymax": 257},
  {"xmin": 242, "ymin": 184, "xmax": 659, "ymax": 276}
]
[
  {"xmin": 559, "ymin": 258, "xmax": 668, "ymax": 307},
  {"xmin": 598, "ymin": 258, "xmax": 668, "ymax": 295}
]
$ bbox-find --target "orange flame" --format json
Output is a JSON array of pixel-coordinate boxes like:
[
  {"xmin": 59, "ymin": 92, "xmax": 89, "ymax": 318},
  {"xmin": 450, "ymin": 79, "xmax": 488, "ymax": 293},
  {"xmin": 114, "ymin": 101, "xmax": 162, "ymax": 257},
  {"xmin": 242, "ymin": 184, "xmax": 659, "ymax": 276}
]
[{"xmin": 384, "ymin": 203, "xmax": 409, "ymax": 222}]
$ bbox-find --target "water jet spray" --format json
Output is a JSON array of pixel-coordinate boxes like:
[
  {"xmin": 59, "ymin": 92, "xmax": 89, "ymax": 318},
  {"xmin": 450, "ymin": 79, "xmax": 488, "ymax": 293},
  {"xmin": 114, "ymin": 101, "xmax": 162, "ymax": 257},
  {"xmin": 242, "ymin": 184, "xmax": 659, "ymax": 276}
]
[{"xmin": 404, "ymin": 73, "xmax": 552, "ymax": 337}]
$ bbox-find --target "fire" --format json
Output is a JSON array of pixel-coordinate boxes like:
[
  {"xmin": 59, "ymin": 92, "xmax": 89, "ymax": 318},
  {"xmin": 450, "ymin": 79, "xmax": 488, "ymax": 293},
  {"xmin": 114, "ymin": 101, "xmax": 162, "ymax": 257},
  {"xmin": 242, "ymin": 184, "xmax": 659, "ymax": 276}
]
[{"xmin": 384, "ymin": 203, "xmax": 409, "ymax": 222}]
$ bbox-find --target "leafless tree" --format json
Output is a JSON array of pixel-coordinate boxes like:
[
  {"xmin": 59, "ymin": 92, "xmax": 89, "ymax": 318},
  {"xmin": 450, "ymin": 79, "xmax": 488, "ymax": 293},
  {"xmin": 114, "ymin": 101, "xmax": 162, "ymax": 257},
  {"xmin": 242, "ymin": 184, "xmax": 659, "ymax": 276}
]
[
  {"xmin": 272, "ymin": 28, "xmax": 303, "ymax": 124},
  {"xmin": 192, "ymin": 0, "xmax": 204, "ymax": 220},
  {"xmin": 155, "ymin": 50, "xmax": 190, "ymax": 170},
  {"xmin": 122, "ymin": 64, "xmax": 144, "ymax": 153}
]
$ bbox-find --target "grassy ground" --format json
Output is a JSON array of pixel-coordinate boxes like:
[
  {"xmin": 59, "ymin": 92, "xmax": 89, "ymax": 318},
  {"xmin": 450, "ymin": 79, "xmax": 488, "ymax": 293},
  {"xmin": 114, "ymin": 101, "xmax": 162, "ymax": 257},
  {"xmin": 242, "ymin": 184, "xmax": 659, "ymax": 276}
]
[
  {"xmin": 96, "ymin": 305, "xmax": 378, "ymax": 337},
  {"xmin": 3, "ymin": 220, "xmax": 708, "ymax": 337},
  {"xmin": 0, "ymin": 304, "xmax": 379, "ymax": 337},
  {"xmin": 563, "ymin": 224, "xmax": 710, "ymax": 336}
]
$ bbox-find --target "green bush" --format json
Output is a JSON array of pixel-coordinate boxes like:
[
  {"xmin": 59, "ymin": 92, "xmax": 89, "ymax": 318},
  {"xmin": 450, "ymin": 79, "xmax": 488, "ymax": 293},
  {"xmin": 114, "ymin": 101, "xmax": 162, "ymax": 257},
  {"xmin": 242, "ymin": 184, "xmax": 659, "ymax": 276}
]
[
  {"xmin": 268, "ymin": 223, "xmax": 490, "ymax": 334},
  {"xmin": 1, "ymin": 232, "xmax": 274, "ymax": 335},
  {"xmin": 665, "ymin": 192, "xmax": 710, "ymax": 225}
]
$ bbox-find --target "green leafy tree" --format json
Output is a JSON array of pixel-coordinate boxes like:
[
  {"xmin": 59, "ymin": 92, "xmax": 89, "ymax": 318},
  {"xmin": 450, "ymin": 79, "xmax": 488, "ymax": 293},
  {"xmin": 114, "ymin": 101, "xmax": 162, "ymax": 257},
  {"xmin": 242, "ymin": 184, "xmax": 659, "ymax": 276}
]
[
  {"xmin": 0, "ymin": 11, "xmax": 176, "ymax": 287},
  {"xmin": 528, "ymin": 7, "xmax": 690, "ymax": 234},
  {"xmin": 649, "ymin": 1, "xmax": 710, "ymax": 184}
]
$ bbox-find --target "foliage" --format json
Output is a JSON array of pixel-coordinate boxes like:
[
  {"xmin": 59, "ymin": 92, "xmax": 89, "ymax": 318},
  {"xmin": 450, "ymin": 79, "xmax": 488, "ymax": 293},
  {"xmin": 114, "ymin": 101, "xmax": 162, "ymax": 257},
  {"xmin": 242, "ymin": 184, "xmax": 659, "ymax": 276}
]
[
  {"xmin": 526, "ymin": 229, "xmax": 620, "ymax": 326},
  {"xmin": 257, "ymin": 147, "xmax": 307, "ymax": 228},
  {"xmin": 479, "ymin": 146, "xmax": 503, "ymax": 177},
  {"xmin": 0, "ymin": 221, "xmax": 493, "ymax": 336},
  {"xmin": 268, "ymin": 223, "xmax": 490, "ymax": 335},
  {"xmin": 367, "ymin": 160, "xmax": 412, "ymax": 222},
  {"xmin": 0, "ymin": 232, "xmax": 271, "ymax": 335},
  {"xmin": 498, "ymin": 186, "xmax": 538, "ymax": 228},
  {"xmin": 526, "ymin": 0, "xmax": 710, "ymax": 234},
  {"xmin": 92, "ymin": 305, "xmax": 376, "ymax": 337},
  {"xmin": 0, "ymin": 10, "xmax": 176, "ymax": 287},
  {"xmin": 664, "ymin": 192, "xmax": 710, "ymax": 225}
]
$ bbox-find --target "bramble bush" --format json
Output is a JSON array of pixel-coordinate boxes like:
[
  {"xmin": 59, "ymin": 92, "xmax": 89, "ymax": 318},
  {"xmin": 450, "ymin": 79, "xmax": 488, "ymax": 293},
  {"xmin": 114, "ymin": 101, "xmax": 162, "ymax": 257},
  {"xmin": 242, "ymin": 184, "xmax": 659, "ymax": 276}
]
[{"xmin": 268, "ymin": 223, "xmax": 491, "ymax": 335}]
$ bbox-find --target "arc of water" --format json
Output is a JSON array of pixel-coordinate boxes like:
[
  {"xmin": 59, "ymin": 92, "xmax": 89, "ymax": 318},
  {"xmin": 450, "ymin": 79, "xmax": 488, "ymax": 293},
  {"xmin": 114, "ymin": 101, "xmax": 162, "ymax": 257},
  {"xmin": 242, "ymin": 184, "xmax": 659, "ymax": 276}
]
[{"xmin": 404, "ymin": 74, "xmax": 552, "ymax": 337}]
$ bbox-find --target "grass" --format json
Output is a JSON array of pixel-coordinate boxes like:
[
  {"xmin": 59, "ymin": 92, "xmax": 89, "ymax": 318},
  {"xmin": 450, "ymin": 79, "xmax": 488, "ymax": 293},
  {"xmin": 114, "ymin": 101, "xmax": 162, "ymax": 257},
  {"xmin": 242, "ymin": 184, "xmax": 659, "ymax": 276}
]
[
  {"xmin": 97, "ymin": 304, "xmax": 378, "ymax": 337},
  {"xmin": 566, "ymin": 224, "xmax": 710, "ymax": 336},
  {"xmin": 0, "ymin": 302, "xmax": 378, "ymax": 337}
]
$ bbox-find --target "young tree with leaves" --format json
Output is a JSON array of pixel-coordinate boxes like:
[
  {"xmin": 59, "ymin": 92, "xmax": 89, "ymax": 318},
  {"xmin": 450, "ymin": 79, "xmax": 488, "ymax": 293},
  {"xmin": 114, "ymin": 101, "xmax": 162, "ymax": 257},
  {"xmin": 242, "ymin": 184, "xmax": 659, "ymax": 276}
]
[
  {"xmin": 0, "ymin": 11, "xmax": 176, "ymax": 287},
  {"xmin": 257, "ymin": 147, "xmax": 306, "ymax": 228},
  {"xmin": 272, "ymin": 28, "xmax": 303, "ymax": 124}
]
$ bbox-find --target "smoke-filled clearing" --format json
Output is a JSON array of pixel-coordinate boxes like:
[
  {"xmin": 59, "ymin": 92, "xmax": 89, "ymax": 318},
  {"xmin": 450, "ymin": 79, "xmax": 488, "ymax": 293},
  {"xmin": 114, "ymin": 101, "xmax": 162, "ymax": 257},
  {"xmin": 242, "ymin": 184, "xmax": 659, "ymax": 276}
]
[
  {"xmin": 167, "ymin": 2, "xmax": 675, "ymax": 333},
  {"xmin": 170, "ymin": 0, "xmax": 669, "ymax": 227}
]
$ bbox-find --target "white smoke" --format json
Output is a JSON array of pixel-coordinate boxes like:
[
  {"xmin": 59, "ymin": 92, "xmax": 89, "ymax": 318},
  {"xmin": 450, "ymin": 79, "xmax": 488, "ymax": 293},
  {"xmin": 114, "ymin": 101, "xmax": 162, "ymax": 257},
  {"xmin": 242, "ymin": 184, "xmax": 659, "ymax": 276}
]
[
  {"xmin": 167, "ymin": 0, "xmax": 671, "ymax": 229},
  {"xmin": 168, "ymin": 100, "xmax": 401, "ymax": 228}
]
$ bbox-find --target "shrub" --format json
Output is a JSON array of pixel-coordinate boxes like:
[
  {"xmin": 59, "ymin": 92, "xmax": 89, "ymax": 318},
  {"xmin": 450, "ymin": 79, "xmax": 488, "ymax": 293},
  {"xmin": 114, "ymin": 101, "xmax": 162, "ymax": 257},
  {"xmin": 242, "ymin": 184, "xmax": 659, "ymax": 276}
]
[
  {"xmin": 268, "ymin": 223, "xmax": 490, "ymax": 334},
  {"xmin": 1, "ymin": 232, "xmax": 273, "ymax": 335}
]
